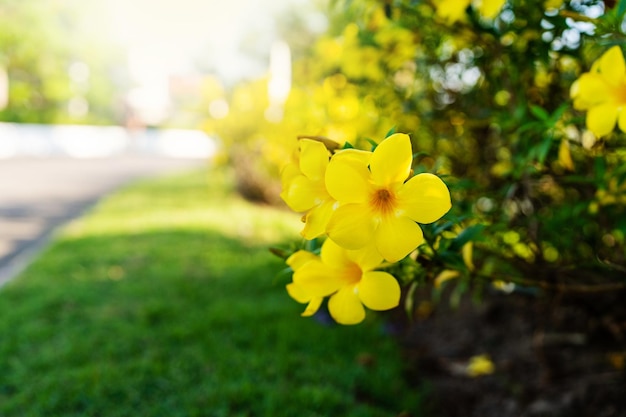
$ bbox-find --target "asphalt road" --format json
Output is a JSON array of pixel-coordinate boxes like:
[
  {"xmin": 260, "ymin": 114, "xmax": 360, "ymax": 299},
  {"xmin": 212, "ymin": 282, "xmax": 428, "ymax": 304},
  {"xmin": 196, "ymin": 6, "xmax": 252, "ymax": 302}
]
[{"xmin": 0, "ymin": 155, "xmax": 205, "ymax": 285}]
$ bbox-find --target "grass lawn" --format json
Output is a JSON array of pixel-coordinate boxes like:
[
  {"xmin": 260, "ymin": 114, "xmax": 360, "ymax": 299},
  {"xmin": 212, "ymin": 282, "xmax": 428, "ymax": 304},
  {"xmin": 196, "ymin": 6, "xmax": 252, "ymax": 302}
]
[{"xmin": 0, "ymin": 166, "xmax": 422, "ymax": 417}]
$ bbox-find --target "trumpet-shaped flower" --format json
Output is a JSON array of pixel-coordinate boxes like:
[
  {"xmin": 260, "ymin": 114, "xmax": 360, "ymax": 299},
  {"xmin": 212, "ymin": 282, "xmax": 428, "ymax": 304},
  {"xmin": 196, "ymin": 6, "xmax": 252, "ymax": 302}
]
[
  {"xmin": 286, "ymin": 239, "xmax": 401, "ymax": 325},
  {"xmin": 571, "ymin": 46, "xmax": 626, "ymax": 137},
  {"xmin": 325, "ymin": 133, "xmax": 451, "ymax": 262},
  {"xmin": 280, "ymin": 139, "xmax": 335, "ymax": 240}
]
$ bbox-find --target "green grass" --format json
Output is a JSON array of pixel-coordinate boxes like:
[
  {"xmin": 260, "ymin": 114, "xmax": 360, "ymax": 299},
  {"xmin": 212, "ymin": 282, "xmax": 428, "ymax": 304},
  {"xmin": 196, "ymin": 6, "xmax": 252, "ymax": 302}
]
[{"xmin": 0, "ymin": 167, "xmax": 421, "ymax": 417}]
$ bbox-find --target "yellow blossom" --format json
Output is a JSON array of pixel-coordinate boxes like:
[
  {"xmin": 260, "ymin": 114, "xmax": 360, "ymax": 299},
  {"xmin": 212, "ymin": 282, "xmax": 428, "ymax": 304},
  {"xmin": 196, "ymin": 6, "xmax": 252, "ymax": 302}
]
[
  {"xmin": 570, "ymin": 46, "xmax": 626, "ymax": 137},
  {"xmin": 435, "ymin": 0, "xmax": 471, "ymax": 23},
  {"xmin": 474, "ymin": 0, "xmax": 506, "ymax": 19},
  {"xmin": 325, "ymin": 133, "xmax": 451, "ymax": 262},
  {"xmin": 435, "ymin": 0, "xmax": 505, "ymax": 23},
  {"xmin": 286, "ymin": 239, "xmax": 401, "ymax": 325},
  {"xmin": 280, "ymin": 139, "xmax": 335, "ymax": 239}
]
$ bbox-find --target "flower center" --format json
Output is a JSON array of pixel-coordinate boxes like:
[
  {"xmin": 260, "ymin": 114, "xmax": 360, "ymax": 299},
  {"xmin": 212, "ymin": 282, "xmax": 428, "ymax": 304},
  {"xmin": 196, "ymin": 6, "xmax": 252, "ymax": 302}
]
[
  {"xmin": 342, "ymin": 262, "xmax": 362, "ymax": 285},
  {"xmin": 370, "ymin": 188, "xmax": 397, "ymax": 215}
]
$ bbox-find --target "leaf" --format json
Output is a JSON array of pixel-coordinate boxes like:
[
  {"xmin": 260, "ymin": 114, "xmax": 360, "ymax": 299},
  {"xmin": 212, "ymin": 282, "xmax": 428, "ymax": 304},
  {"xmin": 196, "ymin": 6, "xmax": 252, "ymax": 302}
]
[
  {"xmin": 449, "ymin": 224, "xmax": 485, "ymax": 251},
  {"xmin": 619, "ymin": 0, "xmax": 626, "ymax": 18},
  {"xmin": 385, "ymin": 125, "xmax": 397, "ymax": 138},
  {"xmin": 529, "ymin": 105, "xmax": 549, "ymax": 121},
  {"xmin": 365, "ymin": 138, "xmax": 378, "ymax": 151},
  {"xmin": 404, "ymin": 281, "xmax": 419, "ymax": 320}
]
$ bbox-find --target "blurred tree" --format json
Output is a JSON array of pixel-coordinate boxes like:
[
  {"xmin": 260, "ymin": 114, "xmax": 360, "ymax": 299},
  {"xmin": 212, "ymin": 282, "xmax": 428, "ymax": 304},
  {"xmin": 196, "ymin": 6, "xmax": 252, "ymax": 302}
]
[{"xmin": 0, "ymin": 0, "xmax": 126, "ymax": 124}]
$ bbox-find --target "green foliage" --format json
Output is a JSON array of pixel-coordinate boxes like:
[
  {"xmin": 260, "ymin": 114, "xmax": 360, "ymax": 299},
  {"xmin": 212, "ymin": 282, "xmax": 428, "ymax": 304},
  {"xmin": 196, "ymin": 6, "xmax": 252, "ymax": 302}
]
[{"xmin": 0, "ymin": 169, "xmax": 422, "ymax": 416}]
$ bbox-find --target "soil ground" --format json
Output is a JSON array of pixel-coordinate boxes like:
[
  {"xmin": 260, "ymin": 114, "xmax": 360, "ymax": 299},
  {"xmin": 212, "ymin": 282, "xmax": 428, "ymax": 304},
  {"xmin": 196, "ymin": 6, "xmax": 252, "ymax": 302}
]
[{"xmin": 396, "ymin": 286, "xmax": 626, "ymax": 417}]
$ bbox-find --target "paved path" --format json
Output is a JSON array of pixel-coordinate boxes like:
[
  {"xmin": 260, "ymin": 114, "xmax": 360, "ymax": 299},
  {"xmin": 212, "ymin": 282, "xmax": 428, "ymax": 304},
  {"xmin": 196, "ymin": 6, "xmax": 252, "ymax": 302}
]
[{"xmin": 0, "ymin": 155, "xmax": 205, "ymax": 285}]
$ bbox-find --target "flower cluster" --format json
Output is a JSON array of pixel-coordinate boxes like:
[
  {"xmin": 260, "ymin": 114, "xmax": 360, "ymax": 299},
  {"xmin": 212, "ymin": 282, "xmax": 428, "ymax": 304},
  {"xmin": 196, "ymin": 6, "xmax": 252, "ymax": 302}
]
[
  {"xmin": 281, "ymin": 133, "xmax": 452, "ymax": 324},
  {"xmin": 571, "ymin": 46, "xmax": 626, "ymax": 138}
]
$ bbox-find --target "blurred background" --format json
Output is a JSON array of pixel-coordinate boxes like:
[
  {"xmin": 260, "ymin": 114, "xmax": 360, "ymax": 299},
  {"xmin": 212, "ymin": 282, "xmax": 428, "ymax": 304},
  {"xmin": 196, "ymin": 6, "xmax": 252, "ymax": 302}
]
[{"xmin": 0, "ymin": 0, "xmax": 327, "ymax": 159}]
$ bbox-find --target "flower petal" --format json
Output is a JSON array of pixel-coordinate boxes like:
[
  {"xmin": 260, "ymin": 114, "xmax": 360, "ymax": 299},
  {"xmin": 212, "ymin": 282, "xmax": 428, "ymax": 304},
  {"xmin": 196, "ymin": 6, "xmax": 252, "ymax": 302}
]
[
  {"xmin": 397, "ymin": 173, "xmax": 452, "ymax": 224},
  {"xmin": 328, "ymin": 286, "xmax": 366, "ymax": 325},
  {"xmin": 358, "ymin": 271, "xmax": 401, "ymax": 311},
  {"xmin": 286, "ymin": 250, "xmax": 318, "ymax": 271},
  {"xmin": 618, "ymin": 109, "xmax": 626, "ymax": 133},
  {"xmin": 282, "ymin": 175, "xmax": 321, "ymax": 212},
  {"xmin": 370, "ymin": 133, "xmax": 413, "ymax": 186},
  {"xmin": 320, "ymin": 238, "xmax": 353, "ymax": 269},
  {"xmin": 346, "ymin": 243, "xmax": 384, "ymax": 272},
  {"xmin": 599, "ymin": 46, "xmax": 626, "ymax": 87},
  {"xmin": 286, "ymin": 282, "xmax": 311, "ymax": 303},
  {"xmin": 301, "ymin": 200, "xmax": 336, "ymax": 240},
  {"xmin": 327, "ymin": 203, "xmax": 376, "ymax": 250},
  {"xmin": 332, "ymin": 148, "xmax": 373, "ymax": 166},
  {"xmin": 302, "ymin": 297, "xmax": 323, "ymax": 317},
  {"xmin": 293, "ymin": 260, "xmax": 342, "ymax": 297},
  {"xmin": 570, "ymin": 74, "xmax": 611, "ymax": 110},
  {"xmin": 375, "ymin": 215, "xmax": 424, "ymax": 262},
  {"xmin": 587, "ymin": 103, "xmax": 618, "ymax": 137},
  {"xmin": 325, "ymin": 158, "xmax": 371, "ymax": 203},
  {"xmin": 299, "ymin": 139, "xmax": 329, "ymax": 181}
]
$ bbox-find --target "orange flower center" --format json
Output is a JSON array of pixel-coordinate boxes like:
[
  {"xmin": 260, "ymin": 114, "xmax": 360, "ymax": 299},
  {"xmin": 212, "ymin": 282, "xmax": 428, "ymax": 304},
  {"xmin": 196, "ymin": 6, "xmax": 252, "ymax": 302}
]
[
  {"xmin": 370, "ymin": 188, "xmax": 397, "ymax": 215},
  {"xmin": 342, "ymin": 262, "xmax": 362, "ymax": 285}
]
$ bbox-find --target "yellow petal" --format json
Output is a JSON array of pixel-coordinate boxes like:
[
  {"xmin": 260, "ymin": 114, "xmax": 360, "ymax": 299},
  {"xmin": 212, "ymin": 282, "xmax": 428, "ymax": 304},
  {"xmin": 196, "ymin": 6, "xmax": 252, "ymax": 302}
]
[
  {"xmin": 370, "ymin": 133, "xmax": 413, "ymax": 186},
  {"xmin": 587, "ymin": 103, "xmax": 618, "ymax": 137},
  {"xmin": 475, "ymin": 0, "xmax": 505, "ymax": 19},
  {"xmin": 618, "ymin": 109, "xmax": 626, "ymax": 133},
  {"xmin": 327, "ymin": 203, "xmax": 376, "ymax": 250},
  {"xmin": 347, "ymin": 243, "xmax": 384, "ymax": 272},
  {"xmin": 358, "ymin": 271, "xmax": 400, "ymax": 311},
  {"xmin": 280, "ymin": 161, "xmax": 300, "ymax": 189},
  {"xmin": 286, "ymin": 283, "xmax": 311, "ymax": 303},
  {"xmin": 558, "ymin": 139, "xmax": 574, "ymax": 171},
  {"xmin": 301, "ymin": 200, "xmax": 336, "ymax": 240},
  {"xmin": 571, "ymin": 74, "xmax": 611, "ymax": 109},
  {"xmin": 293, "ymin": 260, "xmax": 342, "ymax": 297},
  {"xmin": 398, "ymin": 173, "xmax": 452, "ymax": 224},
  {"xmin": 286, "ymin": 250, "xmax": 318, "ymax": 271},
  {"xmin": 462, "ymin": 242, "xmax": 475, "ymax": 271},
  {"xmin": 320, "ymin": 238, "xmax": 352, "ymax": 269},
  {"xmin": 467, "ymin": 354, "xmax": 495, "ymax": 377},
  {"xmin": 434, "ymin": 269, "xmax": 460, "ymax": 288},
  {"xmin": 282, "ymin": 175, "xmax": 321, "ymax": 212},
  {"xmin": 302, "ymin": 297, "xmax": 323, "ymax": 317},
  {"xmin": 328, "ymin": 286, "xmax": 366, "ymax": 325},
  {"xmin": 599, "ymin": 46, "xmax": 626, "ymax": 87},
  {"xmin": 332, "ymin": 148, "xmax": 372, "ymax": 165},
  {"xmin": 375, "ymin": 215, "xmax": 424, "ymax": 262},
  {"xmin": 299, "ymin": 139, "xmax": 329, "ymax": 181},
  {"xmin": 325, "ymin": 158, "xmax": 371, "ymax": 203}
]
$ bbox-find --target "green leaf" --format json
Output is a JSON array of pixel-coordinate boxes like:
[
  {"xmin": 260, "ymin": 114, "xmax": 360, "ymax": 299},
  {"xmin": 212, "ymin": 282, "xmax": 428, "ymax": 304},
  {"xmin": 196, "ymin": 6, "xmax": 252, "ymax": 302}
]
[
  {"xmin": 529, "ymin": 105, "xmax": 549, "ymax": 121},
  {"xmin": 385, "ymin": 126, "xmax": 397, "ymax": 138},
  {"xmin": 618, "ymin": 0, "xmax": 626, "ymax": 18},
  {"xmin": 449, "ymin": 224, "xmax": 485, "ymax": 252},
  {"xmin": 365, "ymin": 138, "xmax": 379, "ymax": 151}
]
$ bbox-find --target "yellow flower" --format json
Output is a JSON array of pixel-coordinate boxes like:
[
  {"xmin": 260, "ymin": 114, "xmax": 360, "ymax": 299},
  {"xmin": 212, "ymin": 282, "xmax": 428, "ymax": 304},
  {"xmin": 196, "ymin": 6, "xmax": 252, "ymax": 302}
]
[
  {"xmin": 475, "ymin": 0, "xmax": 506, "ymax": 19},
  {"xmin": 435, "ymin": 0, "xmax": 471, "ymax": 23},
  {"xmin": 325, "ymin": 133, "xmax": 451, "ymax": 262},
  {"xmin": 435, "ymin": 0, "xmax": 505, "ymax": 23},
  {"xmin": 280, "ymin": 139, "xmax": 335, "ymax": 239},
  {"xmin": 571, "ymin": 46, "xmax": 626, "ymax": 137},
  {"xmin": 286, "ymin": 239, "xmax": 401, "ymax": 325}
]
